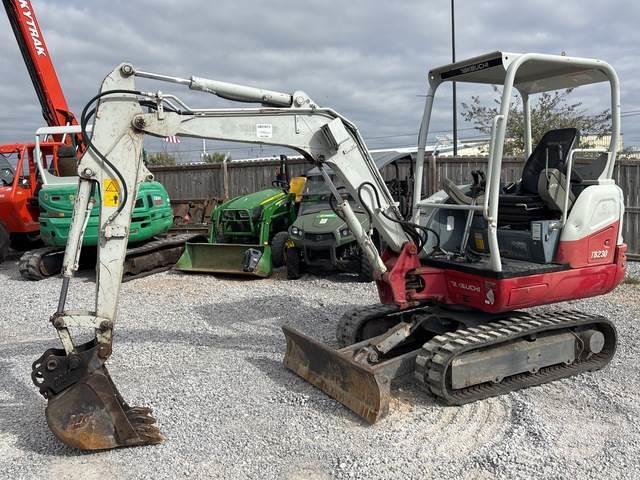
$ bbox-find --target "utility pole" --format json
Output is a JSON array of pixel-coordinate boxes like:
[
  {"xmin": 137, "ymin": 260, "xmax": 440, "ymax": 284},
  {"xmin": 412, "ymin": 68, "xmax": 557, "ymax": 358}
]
[
  {"xmin": 451, "ymin": 0, "xmax": 458, "ymax": 156},
  {"xmin": 201, "ymin": 139, "xmax": 207, "ymax": 160}
]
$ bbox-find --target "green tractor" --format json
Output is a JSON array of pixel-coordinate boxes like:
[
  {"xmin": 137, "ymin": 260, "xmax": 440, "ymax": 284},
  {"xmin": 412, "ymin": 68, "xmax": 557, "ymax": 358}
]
[
  {"xmin": 175, "ymin": 156, "xmax": 305, "ymax": 277},
  {"xmin": 285, "ymin": 150, "xmax": 413, "ymax": 281}
]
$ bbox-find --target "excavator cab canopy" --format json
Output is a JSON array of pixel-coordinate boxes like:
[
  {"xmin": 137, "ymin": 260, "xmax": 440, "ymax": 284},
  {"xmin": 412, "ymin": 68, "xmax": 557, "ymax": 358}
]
[
  {"xmin": 429, "ymin": 51, "xmax": 612, "ymax": 93},
  {"xmin": 414, "ymin": 51, "xmax": 621, "ymax": 273}
]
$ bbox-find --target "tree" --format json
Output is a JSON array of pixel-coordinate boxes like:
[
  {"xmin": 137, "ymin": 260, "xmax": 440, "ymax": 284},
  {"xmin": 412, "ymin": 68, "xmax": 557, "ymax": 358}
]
[
  {"xmin": 461, "ymin": 87, "xmax": 612, "ymax": 155},
  {"xmin": 202, "ymin": 152, "xmax": 229, "ymax": 163},
  {"xmin": 145, "ymin": 152, "xmax": 176, "ymax": 166}
]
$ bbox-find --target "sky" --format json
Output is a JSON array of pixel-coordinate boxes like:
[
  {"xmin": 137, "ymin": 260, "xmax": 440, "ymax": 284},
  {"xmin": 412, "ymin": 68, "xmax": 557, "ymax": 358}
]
[{"xmin": 1, "ymin": 0, "xmax": 639, "ymax": 161}]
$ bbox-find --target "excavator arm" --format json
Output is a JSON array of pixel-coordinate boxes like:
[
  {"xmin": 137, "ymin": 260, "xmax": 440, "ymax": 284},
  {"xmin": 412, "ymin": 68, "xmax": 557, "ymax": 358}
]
[{"xmin": 32, "ymin": 63, "xmax": 416, "ymax": 450}]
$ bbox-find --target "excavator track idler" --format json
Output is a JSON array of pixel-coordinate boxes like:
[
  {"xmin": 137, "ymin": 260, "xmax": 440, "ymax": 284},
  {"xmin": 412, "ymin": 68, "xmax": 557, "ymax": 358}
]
[{"xmin": 32, "ymin": 342, "xmax": 164, "ymax": 450}]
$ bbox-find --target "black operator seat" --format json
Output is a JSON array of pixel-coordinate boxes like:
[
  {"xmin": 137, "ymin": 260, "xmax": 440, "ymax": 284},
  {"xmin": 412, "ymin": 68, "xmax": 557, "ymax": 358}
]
[
  {"xmin": 443, "ymin": 128, "xmax": 579, "ymax": 228},
  {"xmin": 498, "ymin": 128, "xmax": 579, "ymax": 227}
]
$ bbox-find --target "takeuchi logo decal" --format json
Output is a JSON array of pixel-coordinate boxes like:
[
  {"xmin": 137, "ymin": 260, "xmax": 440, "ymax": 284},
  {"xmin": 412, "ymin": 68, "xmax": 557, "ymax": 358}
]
[
  {"xmin": 449, "ymin": 280, "xmax": 481, "ymax": 293},
  {"xmin": 460, "ymin": 62, "xmax": 489, "ymax": 74},
  {"xmin": 19, "ymin": 0, "xmax": 46, "ymax": 56}
]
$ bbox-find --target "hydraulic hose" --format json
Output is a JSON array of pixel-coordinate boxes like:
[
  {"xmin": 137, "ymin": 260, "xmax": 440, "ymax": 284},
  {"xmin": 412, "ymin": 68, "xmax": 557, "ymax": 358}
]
[{"xmin": 80, "ymin": 89, "xmax": 143, "ymax": 223}]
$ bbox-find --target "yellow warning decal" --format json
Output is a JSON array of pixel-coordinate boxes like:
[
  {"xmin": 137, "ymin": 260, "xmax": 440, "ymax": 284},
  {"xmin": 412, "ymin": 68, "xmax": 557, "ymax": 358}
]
[
  {"xmin": 474, "ymin": 232, "xmax": 485, "ymax": 251},
  {"xmin": 260, "ymin": 192, "xmax": 285, "ymax": 205},
  {"xmin": 103, "ymin": 178, "xmax": 120, "ymax": 207}
]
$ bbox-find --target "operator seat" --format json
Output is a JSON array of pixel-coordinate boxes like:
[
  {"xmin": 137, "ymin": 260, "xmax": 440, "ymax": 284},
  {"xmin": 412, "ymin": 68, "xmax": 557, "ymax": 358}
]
[
  {"xmin": 56, "ymin": 146, "xmax": 79, "ymax": 177},
  {"xmin": 443, "ymin": 128, "xmax": 579, "ymax": 228},
  {"xmin": 498, "ymin": 128, "xmax": 578, "ymax": 226}
]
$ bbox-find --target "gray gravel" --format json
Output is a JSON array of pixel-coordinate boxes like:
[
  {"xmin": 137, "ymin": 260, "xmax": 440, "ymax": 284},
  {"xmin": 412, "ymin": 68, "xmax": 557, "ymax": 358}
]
[{"xmin": 1, "ymin": 256, "xmax": 639, "ymax": 480}]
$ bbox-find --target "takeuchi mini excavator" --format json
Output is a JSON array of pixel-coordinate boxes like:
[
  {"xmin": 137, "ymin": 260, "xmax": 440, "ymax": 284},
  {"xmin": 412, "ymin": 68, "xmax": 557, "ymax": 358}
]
[{"xmin": 32, "ymin": 51, "xmax": 625, "ymax": 451}]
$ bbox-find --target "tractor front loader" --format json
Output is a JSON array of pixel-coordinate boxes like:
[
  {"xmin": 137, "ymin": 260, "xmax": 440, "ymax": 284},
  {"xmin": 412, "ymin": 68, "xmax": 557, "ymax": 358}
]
[{"xmin": 175, "ymin": 155, "xmax": 305, "ymax": 277}]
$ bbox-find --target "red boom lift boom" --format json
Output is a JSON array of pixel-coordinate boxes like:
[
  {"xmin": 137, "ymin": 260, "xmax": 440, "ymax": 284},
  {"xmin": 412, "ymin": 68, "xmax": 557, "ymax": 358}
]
[{"xmin": 0, "ymin": 0, "xmax": 81, "ymax": 261}]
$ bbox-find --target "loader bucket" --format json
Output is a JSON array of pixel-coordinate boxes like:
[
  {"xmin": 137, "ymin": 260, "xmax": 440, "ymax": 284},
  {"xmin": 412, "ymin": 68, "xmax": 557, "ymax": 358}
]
[
  {"xmin": 175, "ymin": 242, "xmax": 272, "ymax": 277},
  {"xmin": 44, "ymin": 365, "xmax": 164, "ymax": 450},
  {"xmin": 282, "ymin": 326, "xmax": 392, "ymax": 423}
]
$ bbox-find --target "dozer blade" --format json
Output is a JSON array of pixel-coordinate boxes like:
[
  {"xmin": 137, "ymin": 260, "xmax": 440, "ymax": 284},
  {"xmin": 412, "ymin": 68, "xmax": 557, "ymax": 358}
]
[
  {"xmin": 33, "ymin": 345, "xmax": 164, "ymax": 450},
  {"xmin": 175, "ymin": 242, "xmax": 271, "ymax": 277},
  {"xmin": 282, "ymin": 326, "xmax": 392, "ymax": 423}
]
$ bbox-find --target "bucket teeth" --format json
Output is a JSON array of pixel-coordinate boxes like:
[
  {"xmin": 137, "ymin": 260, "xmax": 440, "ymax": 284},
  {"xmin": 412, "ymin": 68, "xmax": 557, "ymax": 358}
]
[{"xmin": 34, "ymin": 342, "xmax": 164, "ymax": 450}]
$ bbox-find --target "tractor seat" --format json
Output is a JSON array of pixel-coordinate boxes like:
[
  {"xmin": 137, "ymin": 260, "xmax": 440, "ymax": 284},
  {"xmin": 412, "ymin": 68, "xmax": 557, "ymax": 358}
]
[{"xmin": 443, "ymin": 128, "xmax": 579, "ymax": 228}]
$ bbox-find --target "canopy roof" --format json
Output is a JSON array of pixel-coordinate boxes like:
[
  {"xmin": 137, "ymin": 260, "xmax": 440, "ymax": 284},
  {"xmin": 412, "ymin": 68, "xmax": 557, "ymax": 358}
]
[{"xmin": 430, "ymin": 51, "xmax": 612, "ymax": 94}]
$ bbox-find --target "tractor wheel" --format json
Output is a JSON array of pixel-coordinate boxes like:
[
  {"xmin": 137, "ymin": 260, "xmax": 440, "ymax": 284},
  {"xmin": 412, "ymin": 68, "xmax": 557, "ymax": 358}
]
[
  {"xmin": 0, "ymin": 224, "xmax": 9, "ymax": 263},
  {"xmin": 358, "ymin": 250, "xmax": 374, "ymax": 282},
  {"xmin": 286, "ymin": 246, "xmax": 302, "ymax": 280},
  {"xmin": 271, "ymin": 231, "xmax": 289, "ymax": 268}
]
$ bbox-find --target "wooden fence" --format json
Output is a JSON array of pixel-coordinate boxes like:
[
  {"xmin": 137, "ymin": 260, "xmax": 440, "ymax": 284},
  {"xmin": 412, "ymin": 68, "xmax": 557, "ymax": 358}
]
[{"xmin": 149, "ymin": 156, "xmax": 640, "ymax": 258}]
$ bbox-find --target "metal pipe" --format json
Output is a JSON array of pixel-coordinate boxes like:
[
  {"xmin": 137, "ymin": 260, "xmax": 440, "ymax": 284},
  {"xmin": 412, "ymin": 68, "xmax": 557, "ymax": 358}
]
[
  {"xmin": 414, "ymin": 81, "xmax": 439, "ymax": 221},
  {"xmin": 418, "ymin": 202, "xmax": 484, "ymax": 212},
  {"xmin": 522, "ymin": 92, "xmax": 532, "ymax": 157},
  {"xmin": 451, "ymin": 0, "xmax": 457, "ymax": 156},
  {"xmin": 484, "ymin": 115, "xmax": 503, "ymax": 220}
]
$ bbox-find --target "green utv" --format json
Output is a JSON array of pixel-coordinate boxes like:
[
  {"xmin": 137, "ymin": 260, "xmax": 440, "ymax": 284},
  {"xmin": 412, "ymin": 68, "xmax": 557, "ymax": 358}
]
[
  {"xmin": 175, "ymin": 156, "xmax": 305, "ymax": 277},
  {"xmin": 286, "ymin": 151, "xmax": 413, "ymax": 281}
]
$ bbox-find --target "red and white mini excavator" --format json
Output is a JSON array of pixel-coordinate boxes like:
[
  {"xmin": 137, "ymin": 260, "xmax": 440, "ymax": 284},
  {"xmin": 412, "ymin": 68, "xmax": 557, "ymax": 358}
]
[{"xmin": 31, "ymin": 51, "xmax": 625, "ymax": 450}]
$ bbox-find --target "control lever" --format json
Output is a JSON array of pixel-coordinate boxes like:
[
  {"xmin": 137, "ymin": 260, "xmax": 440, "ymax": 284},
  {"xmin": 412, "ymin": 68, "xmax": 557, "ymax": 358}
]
[{"xmin": 460, "ymin": 170, "xmax": 485, "ymax": 258}]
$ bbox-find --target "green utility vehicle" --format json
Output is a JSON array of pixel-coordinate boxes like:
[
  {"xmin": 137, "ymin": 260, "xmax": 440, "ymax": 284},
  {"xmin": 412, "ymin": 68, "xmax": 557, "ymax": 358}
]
[
  {"xmin": 286, "ymin": 151, "xmax": 413, "ymax": 281},
  {"xmin": 175, "ymin": 156, "xmax": 305, "ymax": 277},
  {"xmin": 285, "ymin": 171, "xmax": 373, "ymax": 281}
]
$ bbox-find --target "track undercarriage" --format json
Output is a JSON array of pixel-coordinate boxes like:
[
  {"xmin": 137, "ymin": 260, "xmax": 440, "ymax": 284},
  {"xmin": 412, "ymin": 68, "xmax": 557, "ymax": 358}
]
[
  {"xmin": 19, "ymin": 233, "xmax": 200, "ymax": 281},
  {"xmin": 283, "ymin": 304, "xmax": 616, "ymax": 423}
]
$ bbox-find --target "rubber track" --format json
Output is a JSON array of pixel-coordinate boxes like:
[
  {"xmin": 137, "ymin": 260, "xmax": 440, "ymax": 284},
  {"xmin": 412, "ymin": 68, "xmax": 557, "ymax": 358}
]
[
  {"xmin": 123, "ymin": 233, "xmax": 200, "ymax": 281},
  {"xmin": 414, "ymin": 309, "xmax": 617, "ymax": 405},
  {"xmin": 336, "ymin": 304, "xmax": 402, "ymax": 347},
  {"xmin": 18, "ymin": 234, "xmax": 199, "ymax": 282},
  {"xmin": 18, "ymin": 247, "xmax": 61, "ymax": 280}
]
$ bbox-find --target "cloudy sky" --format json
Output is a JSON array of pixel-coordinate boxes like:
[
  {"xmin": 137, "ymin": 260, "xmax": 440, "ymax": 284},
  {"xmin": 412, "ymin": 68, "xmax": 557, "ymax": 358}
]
[{"xmin": 1, "ymin": 0, "xmax": 639, "ymax": 161}]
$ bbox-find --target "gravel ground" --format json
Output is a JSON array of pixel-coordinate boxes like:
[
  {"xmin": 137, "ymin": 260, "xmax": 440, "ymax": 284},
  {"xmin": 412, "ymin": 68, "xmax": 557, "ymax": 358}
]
[{"xmin": 1, "ymin": 257, "xmax": 639, "ymax": 480}]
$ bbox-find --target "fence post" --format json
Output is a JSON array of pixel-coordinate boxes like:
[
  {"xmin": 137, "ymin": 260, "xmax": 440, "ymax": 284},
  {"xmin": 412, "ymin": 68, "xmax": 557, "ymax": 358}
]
[
  {"xmin": 222, "ymin": 157, "xmax": 229, "ymax": 201},
  {"xmin": 428, "ymin": 153, "xmax": 438, "ymax": 196}
]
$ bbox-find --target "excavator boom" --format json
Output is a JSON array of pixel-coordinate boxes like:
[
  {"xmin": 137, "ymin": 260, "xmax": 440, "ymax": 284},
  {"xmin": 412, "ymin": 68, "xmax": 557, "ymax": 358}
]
[{"xmin": 33, "ymin": 63, "xmax": 407, "ymax": 450}]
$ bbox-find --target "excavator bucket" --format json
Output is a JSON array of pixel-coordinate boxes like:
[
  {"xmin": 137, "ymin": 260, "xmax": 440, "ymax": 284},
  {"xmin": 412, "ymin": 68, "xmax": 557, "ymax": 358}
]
[
  {"xmin": 175, "ymin": 242, "xmax": 272, "ymax": 277},
  {"xmin": 33, "ymin": 347, "xmax": 163, "ymax": 450},
  {"xmin": 283, "ymin": 326, "xmax": 394, "ymax": 423}
]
